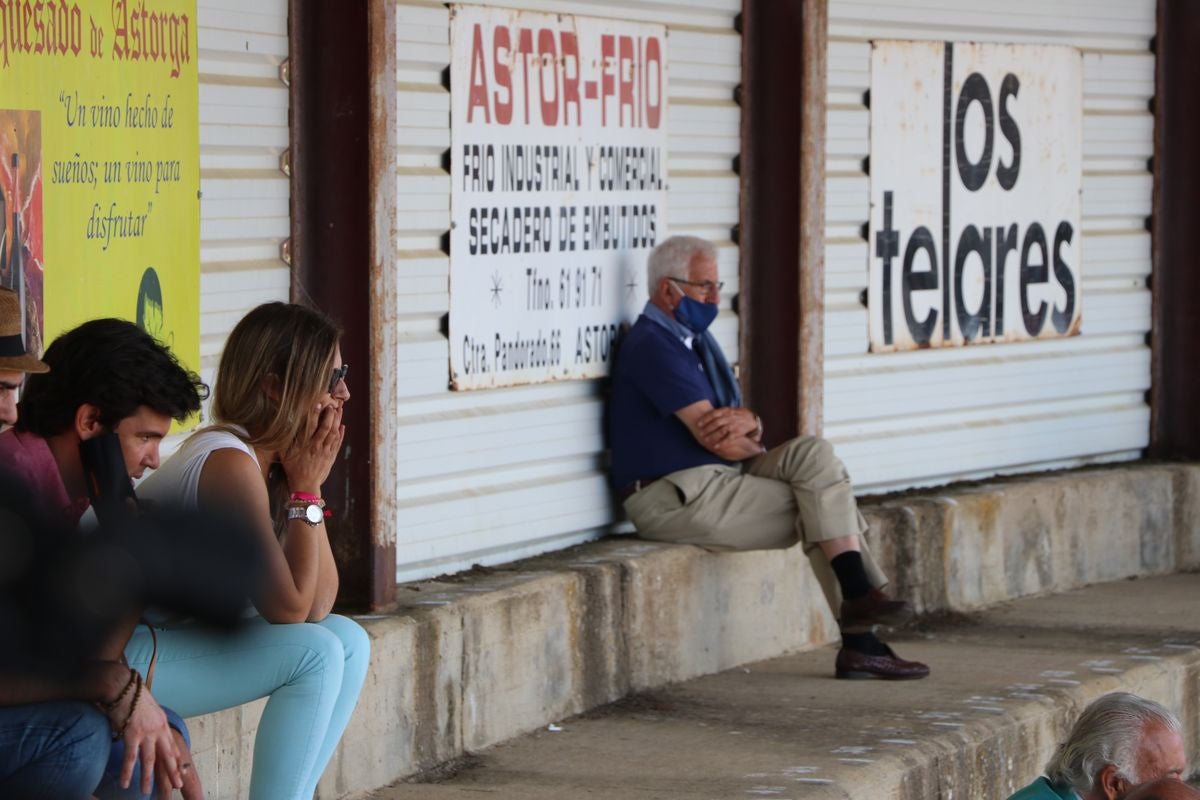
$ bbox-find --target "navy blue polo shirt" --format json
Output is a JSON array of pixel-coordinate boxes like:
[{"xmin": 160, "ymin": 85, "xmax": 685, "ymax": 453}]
[{"xmin": 608, "ymin": 315, "xmax": 733, "ymax": 489}]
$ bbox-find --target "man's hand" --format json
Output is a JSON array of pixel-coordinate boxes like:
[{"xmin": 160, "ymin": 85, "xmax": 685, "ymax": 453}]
[
  {"xmin": 676, "ymin": 401, "xmax": 766, "ymax": 462},
  {"xmin": 696, "ymin": 407, "xmax": 759, "ymax": 448},
  {"xmin": 104, "ymin": 677, "xmax": 183, "ymax": 796},
  {"xmin": 165, "ymin": 727, "xmax": 204, "ymax": 800}
]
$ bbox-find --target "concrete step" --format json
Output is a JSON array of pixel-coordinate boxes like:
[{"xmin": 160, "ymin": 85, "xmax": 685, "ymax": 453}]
[
  {"xmin": 181, "ymin": 463, "xmax": 1200, "ymax": 798},
  {"xmin": 368, "ymin": 572, "xmax": 1200, "ymax": 800}
]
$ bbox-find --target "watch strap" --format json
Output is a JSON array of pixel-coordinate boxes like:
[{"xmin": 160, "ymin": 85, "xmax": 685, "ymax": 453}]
[{"xmin": 287, "ymin": 503, "xmax": 324, "ymax": 526}]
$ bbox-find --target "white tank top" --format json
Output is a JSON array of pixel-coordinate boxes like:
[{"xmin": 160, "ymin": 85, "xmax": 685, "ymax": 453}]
[
  {"xmin": 136, "ymin": 425, "xmax": 263, "ymax": 622},
  {"xmin": 138, "ymin": 425, "xmax": 259, "ymax": 509}
]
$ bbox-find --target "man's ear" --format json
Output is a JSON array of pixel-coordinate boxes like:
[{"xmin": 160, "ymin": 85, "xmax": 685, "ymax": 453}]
[
  {"xmin": 74, "ymin": 403, "xmax": 105, "ymax": 441},
  {"xmin": 1096, "ymin": 764, "xmax": 1130, "ymax": 800},
  {"xmin": 261, "ymin": 373, "xmax": 282, "ymax": 404},
  {"xmin": 655, "ymin": 277, "xmax": 676, "ymax": 309}
]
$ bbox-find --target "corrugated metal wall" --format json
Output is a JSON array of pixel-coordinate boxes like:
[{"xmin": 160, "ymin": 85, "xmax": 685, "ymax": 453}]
[
  {"xmin": 393, "ymin": 0, "xmax": 742, "ymax": 582},
  {"xmin": 196, "ymin": 0, "xmax": 291, "ymax": 401},
  {"xmin": 824, "ymin": 0, "xmax": 1155, "ymax": 492}
]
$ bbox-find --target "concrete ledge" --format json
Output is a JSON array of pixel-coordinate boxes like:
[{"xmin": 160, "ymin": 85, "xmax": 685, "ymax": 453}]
[
  {"xmin": 866, "ymin": 463, "xmax": 1200, "ymax": 613},
  {"xmin": 180, "ymin": 462, "xmax": 1200, "ymax": 798},
  {"xmin": 371, "ymin": 574, "xmax": 1200, "ymax": 800}
]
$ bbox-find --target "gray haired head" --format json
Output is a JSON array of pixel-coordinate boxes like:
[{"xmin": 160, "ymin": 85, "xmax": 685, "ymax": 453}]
[
  {"xmin": 646, "ymin": 236, "xmax": 717, "ymax": 295},
  {"xmin": 1045, "ymin": 692, "xmax": 1182, "ymax": 791}
]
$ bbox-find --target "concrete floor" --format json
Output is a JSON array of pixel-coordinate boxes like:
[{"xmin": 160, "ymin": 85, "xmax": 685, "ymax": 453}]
[{"xmin": 368, "ymin": 573, "xmax": 1200, "ymax": 800}]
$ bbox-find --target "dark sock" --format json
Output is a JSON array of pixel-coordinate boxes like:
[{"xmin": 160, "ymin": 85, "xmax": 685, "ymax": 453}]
[
  {"xmin": 842, "ymin": 631, "xmax": 890, "ymax": 656},
  {"xmin": 830, "ymin": 551, "xmax": 872, "ymax": 600}
]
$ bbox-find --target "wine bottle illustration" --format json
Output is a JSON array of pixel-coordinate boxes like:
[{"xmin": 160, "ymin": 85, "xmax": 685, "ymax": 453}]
[{"xmin": 7, "ymin": 153, "xmax": 24, "ymax": 341}]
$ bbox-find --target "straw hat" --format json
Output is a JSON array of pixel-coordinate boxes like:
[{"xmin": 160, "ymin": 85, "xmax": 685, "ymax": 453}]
[{"xmin": 0, "ymin": 287, "xmax": 48, "ymax": 373}]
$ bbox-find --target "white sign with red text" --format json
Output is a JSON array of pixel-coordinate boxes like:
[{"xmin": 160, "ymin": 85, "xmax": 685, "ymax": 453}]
[{"xmin": 449, "ymin": 5, "xmax": 668, "ymax": 389}]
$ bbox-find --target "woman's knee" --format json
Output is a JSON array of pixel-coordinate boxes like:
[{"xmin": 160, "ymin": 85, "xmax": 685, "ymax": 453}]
[
  {"xmin": 272, "ymin": 622, "xmax": 348, "ymax": 690},
  {"xmin": 318, "ymin": 614, "xmax": 371, "ymax": 669}
]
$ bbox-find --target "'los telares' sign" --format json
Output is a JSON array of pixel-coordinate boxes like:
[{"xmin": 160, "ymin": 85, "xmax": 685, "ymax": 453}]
[
  {"xmin": 449, "ymin": 5, "xmax": 667, "ymax": 390},
  {"xmin": 868, "ymin": 41, "xmax": 1082, "ymax": 352}
]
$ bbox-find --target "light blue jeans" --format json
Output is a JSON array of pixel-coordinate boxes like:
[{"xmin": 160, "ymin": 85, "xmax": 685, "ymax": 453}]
[{"xmin": 124, "ymin": 614, "xmax": 370, "ymax": 800}]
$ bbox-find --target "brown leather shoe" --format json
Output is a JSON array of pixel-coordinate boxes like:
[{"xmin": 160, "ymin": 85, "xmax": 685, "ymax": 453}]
[
  {"xmin": 839, "ymin": 589, "xmax": 914, "ymax": 632},
  {"xmin": 835, "ymin": 644, "xmax": 930, "ymax": 680}
]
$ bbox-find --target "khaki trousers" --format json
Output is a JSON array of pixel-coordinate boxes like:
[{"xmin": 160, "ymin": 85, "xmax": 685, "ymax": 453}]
[{"xmin": 622, "ymin": 436, "xmax": 887, "ymax": 616}]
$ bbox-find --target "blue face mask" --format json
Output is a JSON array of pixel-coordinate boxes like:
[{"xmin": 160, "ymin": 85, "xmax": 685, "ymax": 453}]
[{"xmin": 673, "ymin": 292, "xmax": 719, "ymax": 334}]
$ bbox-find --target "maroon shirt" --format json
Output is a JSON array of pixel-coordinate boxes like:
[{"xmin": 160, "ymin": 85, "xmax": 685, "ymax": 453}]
[{"xmin": 0, "ymin": 429, "xmax": 90, "ymax": 528}]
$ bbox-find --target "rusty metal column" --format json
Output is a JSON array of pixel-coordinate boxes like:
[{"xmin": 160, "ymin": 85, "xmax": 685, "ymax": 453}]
[
  {"xmin": 797, "ymin": 0, "xmax": 827, "ymax": 438},
  {"xmin": 1150, "ymin": 0, "xmax": 1200, "ymax": 460},
  {"xmin": 366, "ymin": 0, "xmax": 399, "ymax": 610},
  {"xmin": 289, "ymin": 0, "xmax": 398, "ymax": 610},
  {"xmin": 738, "ymin": 0, "xmax": 826, "ymax": 445}
]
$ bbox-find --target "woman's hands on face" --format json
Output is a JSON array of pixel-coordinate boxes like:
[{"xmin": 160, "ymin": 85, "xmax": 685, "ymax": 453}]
[{"xmin": 281, "ymin": 403, "xmax": 345, "ymax": 496}]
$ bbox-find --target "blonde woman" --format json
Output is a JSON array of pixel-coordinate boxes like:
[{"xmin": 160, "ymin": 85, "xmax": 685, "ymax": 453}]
[{"xmin": 127, "ymin": 302, "xmax": 369, "ymax": 800}]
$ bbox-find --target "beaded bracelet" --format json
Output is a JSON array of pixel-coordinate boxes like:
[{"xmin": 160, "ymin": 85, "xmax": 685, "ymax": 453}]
[
  {"xmin": 112, "ymin": 673, "xmax": 144, "ymax": 741},
  {"xmin": 102, "ymin": 667, "xmax": 138, "ymax": 712}
]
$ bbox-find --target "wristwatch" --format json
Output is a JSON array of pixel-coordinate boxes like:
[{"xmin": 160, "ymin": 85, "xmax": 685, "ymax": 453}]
[{"xmin": 287, "ymin": 503, "xmax": 324, "ymax": 526}]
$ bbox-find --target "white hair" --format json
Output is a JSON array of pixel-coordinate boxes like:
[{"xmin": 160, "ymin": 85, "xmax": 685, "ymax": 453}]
[
  {"xmin": 1045, "ymin": 693, "xmax": 1182, "ymax": 791},
  {"xmin": 646, "ymin": 235, "xmax": 717, "ymax": 294}
]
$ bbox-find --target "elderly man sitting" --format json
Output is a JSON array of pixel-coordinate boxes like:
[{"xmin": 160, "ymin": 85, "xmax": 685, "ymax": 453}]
[
  {"xmin": 1008, "ymin": 692, "xmax": 1187, "ymax": 800},
  {"xmin": 608, "ymin": 235, "xmax": 927, "ymax": 678}
]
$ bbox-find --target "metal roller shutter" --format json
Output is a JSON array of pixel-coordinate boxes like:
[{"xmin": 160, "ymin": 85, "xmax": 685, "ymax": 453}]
[
  {"xmin": 825, "ymin": 0, "xmax": 1155, "ymax": 492},
  {"xmin": 196, "ymin": 0, "xmax": 291, "ymax": 402},
  {"xmin": 393, "ymin": 0, "xmax": 742, "ymax": 582}
]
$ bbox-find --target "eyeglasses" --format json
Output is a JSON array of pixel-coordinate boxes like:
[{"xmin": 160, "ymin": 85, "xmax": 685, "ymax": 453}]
[
  {"xmin": 328, "ymin": 364, "xmax": 349, "ymax": 394},
  {"xmin": 670, "ymin": 277, "xmax": 725, "ymax": 294}
]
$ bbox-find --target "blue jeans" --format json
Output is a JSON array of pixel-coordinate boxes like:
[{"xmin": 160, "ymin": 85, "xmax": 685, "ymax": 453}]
[
  {"xmin": 0, "ymin": 701, "xmax": 111, "ymax": 799},
  {"xmin": 125, "ymin": 614, "xmax": 370, "ymax": 800}
]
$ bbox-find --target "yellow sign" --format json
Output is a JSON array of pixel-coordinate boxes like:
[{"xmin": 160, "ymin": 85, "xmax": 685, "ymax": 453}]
[{"xmin": 0, "ymin": 1, "xmax": 199, "ymax": 398}]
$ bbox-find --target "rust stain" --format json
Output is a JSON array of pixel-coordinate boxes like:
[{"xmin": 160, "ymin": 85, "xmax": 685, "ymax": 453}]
[{"xmin": 971, "ymin": 493, "xmax": 1001, "ymax": 534}]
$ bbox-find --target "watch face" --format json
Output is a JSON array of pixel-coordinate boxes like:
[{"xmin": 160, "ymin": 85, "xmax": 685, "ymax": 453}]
[{"xmin": 305, "ymin": 504, "xmax": 323, "ymax": 524}]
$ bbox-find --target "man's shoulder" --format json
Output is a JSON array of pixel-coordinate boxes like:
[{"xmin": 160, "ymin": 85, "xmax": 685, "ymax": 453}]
[
  {"xmin": 0, "ymin": 428, "xmax": 81, "ymax": 526},
  {"xmin": 619, "ymin": 316, "xmax": 688, "ymax": 364},
  {"xmin": 1007, "ymin": 777, "xmax": 1078, "ymax": 800},
  {"xmin": 0, "ymin": 429, "xmax": 50, "ymax": 471}
]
